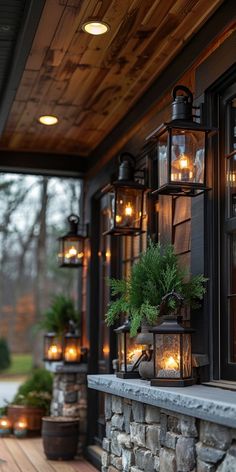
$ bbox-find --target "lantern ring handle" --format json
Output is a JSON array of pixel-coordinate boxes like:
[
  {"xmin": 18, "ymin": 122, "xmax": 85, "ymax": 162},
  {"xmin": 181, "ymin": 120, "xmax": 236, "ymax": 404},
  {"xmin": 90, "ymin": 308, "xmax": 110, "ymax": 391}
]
[
  {"xmin": 172, "ymin": 85, "xmax": 193, "ymax": 104},
  {"xmin": 68, "ymin": 214, "xmax": 79, "ymax": 224},
  {"xmin": 161, "ymin": 290, "xmax": 184, "ymax": 307},
  {"xmin": 119, "ymin": 152, "xmax": 136, "ymax": 167}
]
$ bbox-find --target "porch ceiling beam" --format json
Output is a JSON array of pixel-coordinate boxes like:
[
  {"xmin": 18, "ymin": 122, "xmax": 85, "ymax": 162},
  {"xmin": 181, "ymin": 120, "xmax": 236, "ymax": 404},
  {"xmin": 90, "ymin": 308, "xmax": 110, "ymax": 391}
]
[
  {"xmin": 0, "ymin": 0, "xmax": 46, "ymax": 136},
  {"xmin": 88, "ymin": 0, "xmax": 235, "ymax": 175},
  {"xmin": 0, "ymin": 150, "xmax": 88, "ymax": 177}
]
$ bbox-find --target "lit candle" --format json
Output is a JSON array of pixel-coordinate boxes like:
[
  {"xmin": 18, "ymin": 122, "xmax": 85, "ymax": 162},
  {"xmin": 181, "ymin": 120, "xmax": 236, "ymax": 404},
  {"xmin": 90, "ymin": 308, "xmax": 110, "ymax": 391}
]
[
  {"xmin": 64, "ymin": 346, "xmax": 79, "ymax": 362},
  {"xmin": 125, "ymin": 202, "xmax": 133, "ymax": 217},
  {"xmin": 179, "ymin": 154, "xmax": 191, "ymax": 181},
  {"xmin": 47, "ymin": 344, "xmax": 61, "ymax": 361},
  {"xmin": 158, "ymin": 354, "xmax": 180, "ymax": 378},
  {"xmin": 0, "ymin": 417, "xmax": 11, "ymax": 436},
  {"xmin": 116, "ymin": 214, "xmax": 122, "ymax": 223},
  {"xmin": 165, "ymin": 356, "xmax": 179, "ymax": 370},
  {"xmin": 14, "ymin": 418, "xmax": 27, "ymax": 438}
]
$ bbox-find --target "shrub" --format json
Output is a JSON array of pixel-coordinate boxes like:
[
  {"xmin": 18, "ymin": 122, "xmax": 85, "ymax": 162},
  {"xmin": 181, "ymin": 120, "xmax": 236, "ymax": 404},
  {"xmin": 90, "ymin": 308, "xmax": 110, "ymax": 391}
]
[
  {"xmin": 13, "ymin": 368, "xmax": 53, "ymax": 414},
  {"xmin": 0, "ymin": 338, "xmax": 11, "ymax": 371}
]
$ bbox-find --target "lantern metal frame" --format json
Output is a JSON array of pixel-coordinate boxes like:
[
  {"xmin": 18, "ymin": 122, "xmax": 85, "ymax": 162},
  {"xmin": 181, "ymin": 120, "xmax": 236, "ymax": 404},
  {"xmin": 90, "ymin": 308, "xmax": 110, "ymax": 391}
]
[
  {"xmin": 43, "ymin": 332, "xmax": 63, "ymax": 362},
  {"xmin": 58, "ymin": 214, "xmax": 88, "ymax": 268},
  {"xmin": 149, "ymin": 316, "xmax": 194, "ymax": 387},
  {"xmin": 63, "ymin": 320, "xmax": 81, "ymax": 364},
  {"xmin": 149, "ymin": 85, "xmax": 217, "ymax": 197},
  {"xmin": 102, "ymin": 152, "xmax": 147, "ymax": 236},
  {"xmin": 114, "ymin": 320, "xmax": 150, "ymax": 379}
]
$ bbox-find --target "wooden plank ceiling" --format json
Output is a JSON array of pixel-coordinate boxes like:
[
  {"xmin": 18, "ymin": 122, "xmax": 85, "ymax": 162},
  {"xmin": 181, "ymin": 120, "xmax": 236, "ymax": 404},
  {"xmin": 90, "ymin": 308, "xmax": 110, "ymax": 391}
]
[{"xmin": 0, "ymin": 0, "xmax": 224, "ymax": 157}]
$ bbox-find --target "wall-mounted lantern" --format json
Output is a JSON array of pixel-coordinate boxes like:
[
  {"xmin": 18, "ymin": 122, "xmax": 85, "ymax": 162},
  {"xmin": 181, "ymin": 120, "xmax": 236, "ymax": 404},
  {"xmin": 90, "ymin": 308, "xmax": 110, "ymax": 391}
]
[
  {"xmin": 58, "ymin": 214, "xmax": 87, "ymax": 268},
  {"xmin": 63, "ymin": 321, "xmax": 81, "ymax": 364},
  {"xmin": 149, "ymin": 292, "xmax": 194, "ymax": 387},
  {"xmin": 103, "ymin": 152, "xmax": 147, "ymax": 236},
  {"xmin": 114, "ymin": 320, "xmax": 149, "ymax": 378},
  {"xmin": 149, "ymin": 85, "xmax": 216, "ymax": 196},
  {"xmin": 44, "ymin": 333, "xmax": 63, "ymax": 362}
]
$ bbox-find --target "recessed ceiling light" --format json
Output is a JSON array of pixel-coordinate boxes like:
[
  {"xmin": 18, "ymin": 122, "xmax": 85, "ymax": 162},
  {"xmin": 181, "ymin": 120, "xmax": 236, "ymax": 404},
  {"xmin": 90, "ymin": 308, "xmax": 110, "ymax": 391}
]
[
  {"xmin": 82, "ymin": 20, "xmax": 110, "ymax": 35},
  {"xmin": 38, "ymin": 115, "xmax": 58, "ymax": 126}
]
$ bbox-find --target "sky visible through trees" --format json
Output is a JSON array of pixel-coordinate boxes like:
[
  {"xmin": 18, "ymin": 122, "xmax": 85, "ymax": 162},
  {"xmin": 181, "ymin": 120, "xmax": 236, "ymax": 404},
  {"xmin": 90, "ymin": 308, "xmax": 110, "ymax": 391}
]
[{"xmin": 0, "ymin": 173, "xmax": 82, "ymax": 360}]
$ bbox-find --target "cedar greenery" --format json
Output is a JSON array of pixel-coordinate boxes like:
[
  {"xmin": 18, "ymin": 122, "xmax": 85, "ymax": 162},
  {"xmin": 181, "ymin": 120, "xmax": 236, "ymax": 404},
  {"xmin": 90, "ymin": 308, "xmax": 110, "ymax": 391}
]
[
  {"xmin": 106, "ymin": 242, "xmax": 207, "ymax": 336},
  {"xmin": 39, "ymin": 295, "xmax": 80, "ymax": 335}
]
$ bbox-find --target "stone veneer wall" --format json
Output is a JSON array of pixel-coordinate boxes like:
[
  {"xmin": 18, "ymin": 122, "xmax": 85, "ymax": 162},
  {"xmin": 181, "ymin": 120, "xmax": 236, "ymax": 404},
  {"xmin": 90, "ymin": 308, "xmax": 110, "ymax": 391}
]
[
  {"xmin": 102, "ymin": 394, "xmax": 236, "ymax": 472},
  {"xmin": 50, "ymin": 371, "xmax": 87, "ymax": 454}
]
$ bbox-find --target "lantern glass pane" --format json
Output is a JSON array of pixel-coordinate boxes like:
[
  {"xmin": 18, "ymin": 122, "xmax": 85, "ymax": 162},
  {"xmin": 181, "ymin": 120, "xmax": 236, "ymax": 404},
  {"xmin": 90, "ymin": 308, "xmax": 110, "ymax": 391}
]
[
  {"xmin": 118, "ymin": 333, "xmax": 125, "ymax": 371},
  {"xmin": 126, "ymin": 335, "xmax": 144, "ymax": 372},
  {"xmin": 64, "ymin": 336, "xmax": 81, "ymax": 362},
  {"xmin": 115, "ymin": 187, "xmax": 143, "ymax": 229},
  {"xmin": 158, "ymin": 131, "xmax": 168, "ymax": 187},
  {"xmin": 44, "ymin": 335, "xmax": 62, "ymax": 361},
  {"xmin": 226, "ymin": 152, "xmax": 236, "ymax": 217},
  {"xmin": 171, "ymin": 130, "xmax": 205, "ymax": 184},
  {"xmin": 104, "ymin": 192, "xmax": 115, "ymax": 232},
  {"xmin": 182, "ymin": 333, "xmax": 192, "ymax": 378},
  {"xmin": 155, "ymin": 333, "xmax": 180, "ymax": 378},
  {"xmin": 62, "ymin": 237, "xmax": 84, "ymax": 265}
]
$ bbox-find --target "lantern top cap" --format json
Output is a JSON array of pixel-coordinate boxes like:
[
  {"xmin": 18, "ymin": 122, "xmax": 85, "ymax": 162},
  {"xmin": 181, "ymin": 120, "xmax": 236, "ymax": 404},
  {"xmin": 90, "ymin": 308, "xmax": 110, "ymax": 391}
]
[{"xmin": 149, "ymin": 316, "xmax": 195, "ymax": 334}]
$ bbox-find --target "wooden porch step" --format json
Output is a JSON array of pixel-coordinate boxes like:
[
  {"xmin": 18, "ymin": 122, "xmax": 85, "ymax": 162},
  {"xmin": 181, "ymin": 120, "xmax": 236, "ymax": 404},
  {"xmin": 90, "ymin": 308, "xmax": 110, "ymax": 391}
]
[{"xmin": 0, "ymin": 437, "xmax": 98, "ymax": 471}]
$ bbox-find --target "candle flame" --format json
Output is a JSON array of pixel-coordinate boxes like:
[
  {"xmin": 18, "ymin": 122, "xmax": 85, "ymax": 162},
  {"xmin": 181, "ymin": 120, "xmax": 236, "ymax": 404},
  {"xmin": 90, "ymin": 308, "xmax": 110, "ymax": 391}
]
[
  {"xmin": 125, "ymin": 203, "xmax": 133, "ymax": 216},
  {"xmin": 165, "ymin": 356, "xmax": 179, "ymax": 370},
  {"xmin": 179, "ymin": 154, "xmax": 189, "ymax": 170}
]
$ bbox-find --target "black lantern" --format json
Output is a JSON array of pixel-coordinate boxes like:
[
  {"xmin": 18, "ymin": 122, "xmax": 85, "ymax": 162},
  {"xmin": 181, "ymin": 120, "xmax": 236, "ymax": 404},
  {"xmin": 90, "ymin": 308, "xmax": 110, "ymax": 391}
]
[
  {"xmin": 150, "ymin": 85, "xmax": 216, "ymax": 196},
  {"xmin": 103, "ymin": 152, "xmax": 147, "ymax": 236},
  {"xmin": 58, "ymin": 214, "xmax": 86, "ymax": 268},
  {"xmin": 149, "ymin": 292, "xmax": 194, "ymax": 387},
  {"xmin": 44, "ymin": 333, "xmax": 63, "ymax": 362},
  {"xmin": 114, "ymin": 320, "xmax": 149, "ymax": 378},
  {"xmin": 63, "ymin": 321, "xmax": 81, "ymax": 364}
]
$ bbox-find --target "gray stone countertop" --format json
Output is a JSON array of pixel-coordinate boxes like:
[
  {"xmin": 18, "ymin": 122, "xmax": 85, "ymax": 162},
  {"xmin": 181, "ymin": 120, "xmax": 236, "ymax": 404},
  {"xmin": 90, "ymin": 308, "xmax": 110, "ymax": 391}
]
[{"xmin": 88, "ymin": 374, "xmax": 236, "ymax": 429}]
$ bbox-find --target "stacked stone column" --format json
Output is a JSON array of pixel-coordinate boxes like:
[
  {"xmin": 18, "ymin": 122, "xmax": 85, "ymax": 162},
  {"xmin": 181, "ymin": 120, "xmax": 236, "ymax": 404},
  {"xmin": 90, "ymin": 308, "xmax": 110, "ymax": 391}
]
[
  {"xmin": 49, "ymin": 364, "xmax": 87, "ymax": 454},
  {"xmin": 102, "ymin": 394, "xmax": 236, "ymax": 472}
]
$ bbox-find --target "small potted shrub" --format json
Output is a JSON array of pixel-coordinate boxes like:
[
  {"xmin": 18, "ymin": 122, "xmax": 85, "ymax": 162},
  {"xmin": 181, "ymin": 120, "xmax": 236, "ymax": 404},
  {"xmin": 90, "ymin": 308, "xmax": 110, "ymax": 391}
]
[
  {"xmin": 106, "ymin": 242, "xmax": 207, "ymax": 336},
  {"xmin": 40, "ymin": 294, "xmax": 80, "ymax": 335},
  {"xmin": 7, "ymin": 369, "xmax": 52, "ymax": 431}
]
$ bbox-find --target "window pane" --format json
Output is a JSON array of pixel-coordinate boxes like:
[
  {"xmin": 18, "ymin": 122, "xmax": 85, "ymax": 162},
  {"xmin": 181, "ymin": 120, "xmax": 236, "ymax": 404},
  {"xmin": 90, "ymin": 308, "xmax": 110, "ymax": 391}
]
[
  {"xmin": 226, "ymin": 152, "xmax": 236, "ymax": 217},
  {"xmin": 230, "ymin": 232, "xmax": 236, "ymax": 294},
  {"xmin": 229, "ymin": 297, "xmax": 236, "ymax": 362}
]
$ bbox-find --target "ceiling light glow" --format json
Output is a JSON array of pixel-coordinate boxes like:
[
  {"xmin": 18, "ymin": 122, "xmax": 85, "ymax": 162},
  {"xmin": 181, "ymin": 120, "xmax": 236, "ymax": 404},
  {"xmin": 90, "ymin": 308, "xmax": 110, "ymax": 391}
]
[
  {"xmin": 82, "ymin": 21, "xmax": 110, "ymax": 35},
  {"xmin": 38, "ymin": 115, "xmax": 58, "ymax": 126}
]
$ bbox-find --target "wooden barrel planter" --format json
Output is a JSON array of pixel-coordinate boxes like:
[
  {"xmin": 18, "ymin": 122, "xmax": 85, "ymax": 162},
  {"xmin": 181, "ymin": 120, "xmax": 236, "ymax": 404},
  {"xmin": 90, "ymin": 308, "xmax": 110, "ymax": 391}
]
[
  {"xmin": 42, "ymin": 416, "xmax": 79, "ymax": 460},
  {"xmin": 7, "ymin": 405, "xmax": 46, "ymax": 431}
]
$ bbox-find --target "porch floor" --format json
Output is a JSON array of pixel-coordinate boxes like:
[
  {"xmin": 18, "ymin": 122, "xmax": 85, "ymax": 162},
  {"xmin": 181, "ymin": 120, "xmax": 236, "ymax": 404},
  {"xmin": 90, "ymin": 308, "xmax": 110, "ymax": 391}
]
[{"xmin": 0, "ymin": 437, "xmax": 97, "ymax": 471}]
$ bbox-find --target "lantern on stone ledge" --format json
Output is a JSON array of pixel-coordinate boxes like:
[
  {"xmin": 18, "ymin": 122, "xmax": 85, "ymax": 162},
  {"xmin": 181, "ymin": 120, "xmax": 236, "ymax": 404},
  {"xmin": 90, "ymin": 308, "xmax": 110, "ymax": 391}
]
[
  {"xmin": 58, "ymin": 214, "xmax": 86, "ymax": 268},
  {"xmin": 44, "ymin": 333, "xmax": 63, "ymax": 362},
  {"xmin": 149, "ymin": 292, "xmax": 194, "ymax": 387},
  {"xmin": 114, "ymin": 320, "xmax": 150, "ymax": 378},
  {"xmin": 149, "ymin": 85, "xmax": 216, "ymax": 196},
  {"xmin": 102, "ymin": 152, "xmax": 147, "ymax": 236},
  {"xmin": 63, "ymin": 321, "xmax": 81, "ymax": 364}
]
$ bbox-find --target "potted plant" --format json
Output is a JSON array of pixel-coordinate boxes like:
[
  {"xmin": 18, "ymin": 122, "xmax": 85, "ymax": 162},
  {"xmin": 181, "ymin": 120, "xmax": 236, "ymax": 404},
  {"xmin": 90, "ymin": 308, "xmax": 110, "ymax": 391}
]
[
  {"xmin": 40, "ymin": 294, "xmax": 80, "ymax": 335},
  {"xmin": 106, "ymin": 242, "xmax": 207, "ymax": 337},
  {"xmin": 7, "ymin": 368, "xmax": 53, "ymax": 431}
]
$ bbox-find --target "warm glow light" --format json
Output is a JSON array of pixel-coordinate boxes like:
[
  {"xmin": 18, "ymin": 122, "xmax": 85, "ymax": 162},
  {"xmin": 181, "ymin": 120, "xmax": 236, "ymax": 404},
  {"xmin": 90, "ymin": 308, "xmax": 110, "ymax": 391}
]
[
  {"xmin": 47, "ymin": 344, "xmax": 61, "ymax": 360},
  {"xmin": 68, "ymin": 246, "xmax": 77, "ymax": 257},
  {"xmin": 64, "ymin": 346, "xmax": 79, "ymax": 362},
  {"xmin": 127, "ymin": 348, "xmax": 143, "ymax": 364},
  {"xmin": 125, "ymin": 203, "xmax": 133, "ymax": 217},
  {"xmin": 179, "ymin": 155, "xmax": 189, "ymax": 170},
  {"xmin": 164, "ymin": 356, "xmax": 179, "ymax": 370},
  {"xmin": 77, "ymin": 251, "xmax": 84, "ymax": 259},
  {"xmin": 38, "ymin": 115, "xmax": 58, "ymax": 126},
  {"xmin": 103, "ymin": 345, "xmax": 110, "ymax": 355},
  {"xmin": 0, "ymin": 417, "xmax": 10, "ymax": 428},
  {"xmin": 82, "ymin": 20, "xmax": 110, "ymax": 35},
  {"xmin": 116, "ymin": 215, "xmax": 122, "ymax": 223}
]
